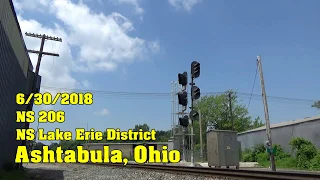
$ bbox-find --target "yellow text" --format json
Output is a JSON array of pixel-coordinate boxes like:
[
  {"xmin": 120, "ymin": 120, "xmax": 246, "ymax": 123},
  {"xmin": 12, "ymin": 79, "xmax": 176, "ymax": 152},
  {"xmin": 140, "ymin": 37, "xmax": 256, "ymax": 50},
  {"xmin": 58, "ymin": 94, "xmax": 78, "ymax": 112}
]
[
  {"xmin": 16, "ymin": 111, "xmax": 35, "ymax": 123},
  {"xmin": 38, "ymin": 128, "xmax": 72, "ymax": 141},
  {"xmin": 15, "ymin": 146, "xmax": 128, "ymax": 164},
  {"xmin": 134, "ymin": 145, "xmax": 180, "ymax": 163},
  {"xmin": 16, "ymin": 92, "xmax": 94, "ymax": 105},
  {"xmin": 16, "ymin": 128, "xmax": 35, "ymax": 140},
  {"xmin": 75, "ymin": 128, "xmax": 104, "ymax": 141},
  {"xmin": 38, "ymin": 110, "xmax": 65, "ymax": 123},
  {"xmin": 106, "ymin": 129, "xmax": 156, "ymax": 141}
]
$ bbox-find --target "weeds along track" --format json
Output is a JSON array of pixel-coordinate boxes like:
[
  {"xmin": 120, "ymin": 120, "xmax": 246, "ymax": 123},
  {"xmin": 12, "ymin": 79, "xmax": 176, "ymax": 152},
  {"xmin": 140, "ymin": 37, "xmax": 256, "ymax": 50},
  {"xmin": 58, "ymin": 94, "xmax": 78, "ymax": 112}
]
[{"xmin": 84, "ymin": 162, "xmax": 320, "ymax": 180}]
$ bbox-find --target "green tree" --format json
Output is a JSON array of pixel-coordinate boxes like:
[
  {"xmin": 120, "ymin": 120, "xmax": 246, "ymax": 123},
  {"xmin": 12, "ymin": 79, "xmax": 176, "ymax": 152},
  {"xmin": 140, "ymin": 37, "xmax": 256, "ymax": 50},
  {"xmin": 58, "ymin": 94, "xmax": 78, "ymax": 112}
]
[
  {"xmin": 26, "ymin": 140, "xmax": 44, "ymax": 151},
  {"xmin": 133, "ymin": 124, "xmax": 150, "ymax": 131},
  {"xmin": 49, "ymin": 142, "xmax": 59, "ymax": 151},
  {"xmin": 195, "ymin": 90, "xmax": 254, "ymax": 132},
  {"xmin": 251, "ymin": 116, "xmax": 265, "ymax": 129},
  {"xmin": 290, "ymin": 137, "xmax": 317, "ymax": 169},
  {"xmin": 192, "ymin": 90, "xmax": 261, "ymax": 147},
  {"xmin": 312, "ymin": 101, "xmax": 320, "ymax": 109},
  {"xmin": 155, "ymin": 130, "xmax": 171, "ymax": 142},
  {"xmin": 58, "ymin": 140, "xmax": 84, "ymax": 151}
]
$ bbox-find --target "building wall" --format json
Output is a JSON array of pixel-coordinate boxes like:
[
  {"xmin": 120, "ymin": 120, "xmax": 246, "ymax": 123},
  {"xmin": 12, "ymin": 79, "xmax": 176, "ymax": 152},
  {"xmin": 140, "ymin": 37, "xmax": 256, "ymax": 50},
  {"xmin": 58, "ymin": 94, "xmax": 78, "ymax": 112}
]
[
  {"xmin": 237, "ymin": 118, "xmax": 320, "ymax": 153},
  {"xmin": 0, "ymin": 0, "xmax": 31, "ymax": 77},
  {"xmin": 0, "ymin": 0, "xmax": 32, "ymax": 168},
  {"xmin": 156, "ymin": 144, "xmax": 167, "ymax": 151}
]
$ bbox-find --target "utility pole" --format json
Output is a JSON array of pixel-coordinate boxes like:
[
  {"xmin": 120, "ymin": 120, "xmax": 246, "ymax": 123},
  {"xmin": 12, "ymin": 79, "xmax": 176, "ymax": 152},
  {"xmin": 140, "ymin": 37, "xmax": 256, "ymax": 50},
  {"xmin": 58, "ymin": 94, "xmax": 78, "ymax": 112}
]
[
  {"xmin": 24, "ymin": 33, "xmax": 62, "ymax": 133},
  {"xmin": 26, "ymin": 33, "xmax": 62, "ymax": 135},
  {"xmin": 228, "ymin": 91, "xmax": 234, "ymax": 131},
  {"xmin": 19, "ymin": 33, "xmax": 62, "ymax": 169},
  {"xmin": 199, "ymin": 110, "xmax": 203, "ymax": 162},
  {"xmin": 257, "ymin": 55, "xmax": 276, "ymax": 171}
]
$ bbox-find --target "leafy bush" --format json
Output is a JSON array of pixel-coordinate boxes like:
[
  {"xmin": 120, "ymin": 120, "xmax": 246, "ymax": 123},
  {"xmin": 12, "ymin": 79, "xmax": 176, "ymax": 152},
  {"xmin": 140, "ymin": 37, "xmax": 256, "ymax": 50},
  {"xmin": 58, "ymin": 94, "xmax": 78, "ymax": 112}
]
[
  {"xmin": 249, "ymin": 144, "xmax": 266, "ymax": 162},
  {"xmin": 273, "ymin": 144, "xmax": 291, "ymax": 160},
  {"xmin": 241, "ymin": 144, "xmax": 267, "ymax": 162},
  {"xmin": 255, "ymin": 144, "xmax": 289, "ymax": 164},
  {"xmin": 241, "ymin": 138, "xmax": 320, "ymax": 170},
  {"xmin": 242, "ymin": 149, "xmax": 253, "ymax": 162},
  {"xmin": 256, "ymin": 153, "xmax": 269, "ymax": 162},
  {"xmin": 290, "ymin": 137, "xmax": 317, "ymax": 169},
  {"xmin": 310, "ymin": 150, "xmax": 320, "ymax": 170},
  {"xmin": 252, "ymin": 144, "xmax": 266, "ymax": 154}
]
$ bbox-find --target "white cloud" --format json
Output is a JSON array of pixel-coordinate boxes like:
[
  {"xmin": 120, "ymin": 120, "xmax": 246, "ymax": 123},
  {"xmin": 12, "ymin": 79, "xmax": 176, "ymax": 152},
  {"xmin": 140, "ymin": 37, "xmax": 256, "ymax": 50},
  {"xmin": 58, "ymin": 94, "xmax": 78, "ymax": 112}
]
[
  {"xmin": 13, "ymin": 0, "xmax": 49, "ymax": 12},
  {"xmin": 14, "ymin": 0, "xmax": 159, "ymax": 94},
  {"xmin": 18, "ymin": 16, "xmax": 77, "ymax": 95},
  {"xmin": 95, "ymin": 108, "xmax": 110, "ymax": 116},
  {"xmin": 109, "ymin": 0, "xmax": 144, "ymax": 14},
  {"xmin": 168, "ymin": 0, "xmax": 201, "ymax": 12},
  {"xmin": 51, "ymin": 0, "xmax": 157, "ymax": 72}
]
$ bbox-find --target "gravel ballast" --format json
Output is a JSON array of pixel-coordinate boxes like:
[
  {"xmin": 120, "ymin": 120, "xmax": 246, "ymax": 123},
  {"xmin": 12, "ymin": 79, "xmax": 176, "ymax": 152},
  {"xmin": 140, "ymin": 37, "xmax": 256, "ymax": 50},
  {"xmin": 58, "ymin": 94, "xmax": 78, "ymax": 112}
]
[{"xmin": 23, "ymin": 163, "xmax": 235, "ymax": 180}]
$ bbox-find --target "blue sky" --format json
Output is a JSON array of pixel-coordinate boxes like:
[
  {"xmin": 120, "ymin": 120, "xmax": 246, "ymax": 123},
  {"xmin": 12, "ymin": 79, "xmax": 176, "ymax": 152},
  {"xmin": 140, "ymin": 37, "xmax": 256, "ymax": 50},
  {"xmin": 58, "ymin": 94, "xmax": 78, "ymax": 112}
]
[{"xmin": 13, "ymin": 0, "xmax": 319, "ymax": 143}]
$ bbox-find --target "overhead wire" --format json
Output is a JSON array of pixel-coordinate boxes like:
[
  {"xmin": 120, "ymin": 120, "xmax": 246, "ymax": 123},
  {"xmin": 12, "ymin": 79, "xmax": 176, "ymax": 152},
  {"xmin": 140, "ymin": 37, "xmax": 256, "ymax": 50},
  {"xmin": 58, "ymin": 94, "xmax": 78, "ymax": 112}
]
[
  {"xmin": 247, "ymin": 63, "xmax": 258, "ymax": 109},
  {"xmin": 39, "ymin": 85, "xmax": 318, "ymax": 103},
  {"xmin": 46, "ymin": 41, "xmax": 55, "ymax": 72}
]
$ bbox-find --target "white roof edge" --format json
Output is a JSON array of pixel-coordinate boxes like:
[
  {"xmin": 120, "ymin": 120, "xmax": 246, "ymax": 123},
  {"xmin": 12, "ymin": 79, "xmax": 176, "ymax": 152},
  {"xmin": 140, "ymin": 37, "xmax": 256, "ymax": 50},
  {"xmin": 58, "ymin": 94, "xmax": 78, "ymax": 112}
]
[{"xmin": 238, "ymin": 115, "xmax": 320, "ymax": 135}]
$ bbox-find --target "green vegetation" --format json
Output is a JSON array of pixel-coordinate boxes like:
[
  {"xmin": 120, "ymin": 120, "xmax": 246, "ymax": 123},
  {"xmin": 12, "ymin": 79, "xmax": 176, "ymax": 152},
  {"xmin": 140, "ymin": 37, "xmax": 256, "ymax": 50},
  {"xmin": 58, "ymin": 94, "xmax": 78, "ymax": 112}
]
[
  {"xmin": 241, "ymin": 137, "xmax": 320, "ymax": 171},
  {"xmin": 191, "ymin": 90, "xmax": 264, "ymax": 157}
]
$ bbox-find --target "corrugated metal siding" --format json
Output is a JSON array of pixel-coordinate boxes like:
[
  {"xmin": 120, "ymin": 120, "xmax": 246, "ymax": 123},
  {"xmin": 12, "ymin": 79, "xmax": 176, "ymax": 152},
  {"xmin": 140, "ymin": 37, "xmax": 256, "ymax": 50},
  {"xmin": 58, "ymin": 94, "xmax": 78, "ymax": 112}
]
[
  {"xmin": 0, "ymin": 0, "xmax": 32, "ymax": 168},
  {"xmin": 237, "ymin": 118, "xmax": 320, "ymax": 152},
  {"xmin": 0, "ymin": 0, "xmax": 30, "ymax": 77}
]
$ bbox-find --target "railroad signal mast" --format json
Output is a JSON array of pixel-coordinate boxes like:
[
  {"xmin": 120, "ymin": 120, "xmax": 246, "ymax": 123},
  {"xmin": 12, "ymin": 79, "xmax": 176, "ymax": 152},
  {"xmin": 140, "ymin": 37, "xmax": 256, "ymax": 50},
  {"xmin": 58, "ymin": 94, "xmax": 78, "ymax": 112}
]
[
  {"xmin": 178, "ymin": 72, "xmax": 189, "ymax": 127},
  {"xmin": 190, "ymin": 61, "xmax": 201, "ymax": 123},
  {"xmin": 177, "ymin": 72, "xmax": 188, "ymax": 161},
  {"xmin": 176, "ymin": 61, "xmax": 201, "ymax": 164},
  {"xmin": 189, "ymin": 61, "xmax": 201, "ymax": 165}
]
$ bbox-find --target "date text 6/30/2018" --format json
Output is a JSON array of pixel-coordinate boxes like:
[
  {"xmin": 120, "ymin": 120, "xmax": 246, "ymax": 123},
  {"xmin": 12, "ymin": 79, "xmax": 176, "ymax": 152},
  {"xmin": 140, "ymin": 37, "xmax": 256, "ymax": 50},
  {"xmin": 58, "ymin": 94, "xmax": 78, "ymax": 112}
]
[{"xmin": 16, "ymin": 92, "xmax": 93, "ymax": 105}]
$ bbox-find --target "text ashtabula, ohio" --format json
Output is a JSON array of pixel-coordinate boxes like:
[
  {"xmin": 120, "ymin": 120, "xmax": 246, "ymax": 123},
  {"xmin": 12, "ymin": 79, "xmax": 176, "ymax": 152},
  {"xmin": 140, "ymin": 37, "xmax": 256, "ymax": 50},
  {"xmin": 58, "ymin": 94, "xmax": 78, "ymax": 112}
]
[{"xmin": 15, "ymin": 145, "xmax": 181, "ymax": 164}]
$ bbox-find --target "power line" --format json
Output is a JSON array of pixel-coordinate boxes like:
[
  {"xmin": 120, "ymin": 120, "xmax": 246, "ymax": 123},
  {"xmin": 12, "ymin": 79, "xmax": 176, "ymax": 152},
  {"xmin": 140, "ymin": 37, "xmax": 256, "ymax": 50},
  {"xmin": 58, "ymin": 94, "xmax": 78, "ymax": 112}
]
[
  {"xmin": 247, "ymin": 63, "xmax": 258, "ymax": 109},
  {"xmin": 41, "ymin": 86, "xmax": 170, "ymax": 95},
  {"xmin": 40, "ymin": 86, "xmax": 318, "ymax": 103},
  {"xmin": 237, "ymin": 93, "xmax": 316, "ymax": 103}
]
